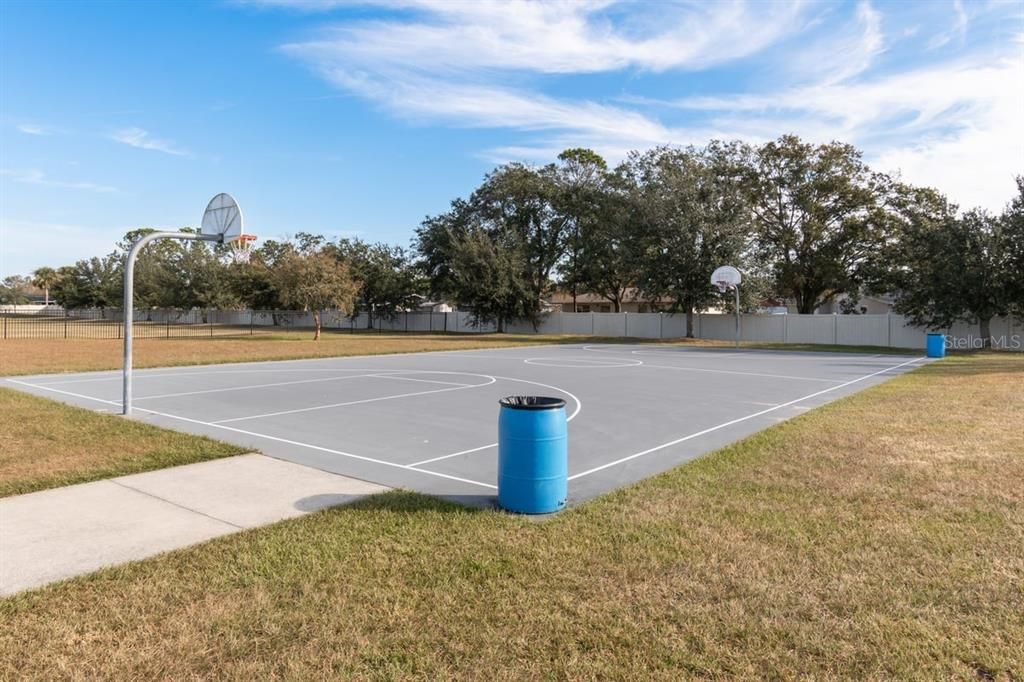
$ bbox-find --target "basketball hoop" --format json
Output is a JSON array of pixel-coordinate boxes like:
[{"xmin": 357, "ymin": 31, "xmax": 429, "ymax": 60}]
[
  {"xmin": 200, "ymin": 193, "xmax": 257, "ymax": 265},
  {"xmin": 711, "ymin": 265, "xmax": 743, "ymax": 348},
  {"xmin": 123, "ymin": 192, "xmax": 255, "ymax": 417},
  {"xmin": 229, "ymin": 234, "xmax": 257, "ymax": 264},
  {"xmin": 711, "ymin": 266, "xmax": 741, "ymax": 291}
]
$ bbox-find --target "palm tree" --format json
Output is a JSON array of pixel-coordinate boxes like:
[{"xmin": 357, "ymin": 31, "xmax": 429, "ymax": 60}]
[{"xmin": 31, "ymin": 267, "xmax": 59, "ymax": 306}]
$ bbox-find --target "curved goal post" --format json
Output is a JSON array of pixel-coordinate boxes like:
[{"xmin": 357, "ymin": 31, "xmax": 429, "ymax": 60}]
[{"xmin": 121, "ymin": 193, "xmax": 253, "ymax": 416}]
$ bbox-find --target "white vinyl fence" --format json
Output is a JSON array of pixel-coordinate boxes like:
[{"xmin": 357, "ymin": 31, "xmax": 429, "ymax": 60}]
[
  {"xmin": 9, "ymin": 307, "xmax": 1018, "ymax": 351},
  {"xmin": 369, "ymin": 311, "xmax": 1020, "ymax": 351}
]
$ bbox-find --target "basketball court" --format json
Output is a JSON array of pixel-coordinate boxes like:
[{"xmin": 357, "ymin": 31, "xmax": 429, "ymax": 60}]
[{"xmin": 5, "ymin": 344, "xmax": 928, "ymax": 506}]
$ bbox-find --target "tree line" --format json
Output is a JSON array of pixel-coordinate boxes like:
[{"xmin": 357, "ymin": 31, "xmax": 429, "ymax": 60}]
[{"xmin": 3, "ymin": 135, "xmax": 1022, "ymax": 343}]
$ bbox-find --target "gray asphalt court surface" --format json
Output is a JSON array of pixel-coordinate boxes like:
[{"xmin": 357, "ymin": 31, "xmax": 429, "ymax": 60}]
[{"xmin": 6, "ymin": 344, "xmax": 928, "ymax": 506}]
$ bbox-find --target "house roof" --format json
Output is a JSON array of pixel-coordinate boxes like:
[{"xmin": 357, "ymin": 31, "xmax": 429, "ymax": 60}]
[{"xmin": 547, "ymin": 288, "xmax": 672, "ymax": 304}]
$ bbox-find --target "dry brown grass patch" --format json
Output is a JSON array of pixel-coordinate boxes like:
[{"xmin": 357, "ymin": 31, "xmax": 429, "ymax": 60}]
[
  {"xmin": 0, "ymin": 332, "xmax": 723, "ymax": 376},
  {"xmin": 0, "ymin": 388, "xmax": 245, "ymax": 496}
]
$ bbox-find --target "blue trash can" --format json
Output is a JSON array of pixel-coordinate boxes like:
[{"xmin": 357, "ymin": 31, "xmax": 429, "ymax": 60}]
[
  {"xmin": 926, "ymin": 333, "xmax": 946, "ymax": 358},
  {"xmin": 497, "ymin": 396, "xmax": 568, "ymax": 514}
]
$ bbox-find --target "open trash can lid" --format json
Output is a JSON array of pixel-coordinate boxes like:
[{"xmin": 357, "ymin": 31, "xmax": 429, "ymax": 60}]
[{"xmin": 499, "ymin": 396, "xmax": 566, "ymax": 410}]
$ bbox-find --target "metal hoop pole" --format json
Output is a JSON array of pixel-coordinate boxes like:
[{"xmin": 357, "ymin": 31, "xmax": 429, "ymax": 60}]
[
  {"xmin": 123, "ymin": 231, "xmax": 221, "ymax": 415},
  {"xmin": 734, "ymin": 285, "xmax": 741, "ymax": 348}
]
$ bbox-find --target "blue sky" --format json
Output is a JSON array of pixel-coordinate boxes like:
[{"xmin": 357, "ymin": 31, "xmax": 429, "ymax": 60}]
[{"xmin": 2, "ymin": 0, "xmax": 1022, "ymax": 278}]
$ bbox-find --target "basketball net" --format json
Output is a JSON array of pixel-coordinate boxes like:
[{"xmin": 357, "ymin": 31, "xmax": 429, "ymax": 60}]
[
  {"xmin": 229, "ymin": 235, "xmax": 257, "ymax": 265},
  {"xmin": 715, "ymin": 281, "xmax": 731, "ymax": 293}
]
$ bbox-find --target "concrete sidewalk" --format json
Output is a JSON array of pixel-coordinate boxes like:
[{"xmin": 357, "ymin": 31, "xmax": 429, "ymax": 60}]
[{"xmin": 0, "ymin": 454, "xmax": 387, "ymax": 596}]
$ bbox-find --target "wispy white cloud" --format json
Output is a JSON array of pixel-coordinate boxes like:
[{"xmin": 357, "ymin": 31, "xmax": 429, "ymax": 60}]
[
  {"xmin": 927, "ymin": 0, "xmax": 969, "ymax": 49},
  {"xmin": 281, "ymin": 1, "xmax": 805, "ymax": 163},
  {"xmin": 0, "ymin": 168, "xmax": 118, "ymax": 193},
  {"xmin": 110, "ymin": 127, "xmax": 191, "ymax": 157},
  {"xmin": 785, "ymin": 0, "xmax": 884, "ymax": 85},
  {"xmin": 284, "ymin": 1, "xmax": 807, "ymax": 75},
  {"xmin": 15, "ymin": 123, "xmax": 53, "ymax": 136},
  {"xmin": 666, "ymin": 53, "xmax": 1023, "ymax": 210},
  {"xmin": 271, "ymin": 0, "xmax": 1022, "ymax": 210}
]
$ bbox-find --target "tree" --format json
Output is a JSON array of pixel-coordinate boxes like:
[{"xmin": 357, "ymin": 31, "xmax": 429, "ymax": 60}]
[
  {"xmin": 1003, "ymin": 177, "xmax": 1024, "ymax": 316},
  {"xmin": 116, "ymin": 229, "xmax": 181, "ymax": 309},
  {"xmin": 470, "ymin": 162, "xmax": 565, "ymax": 322},
  {"xmin": 551, "ymin": 148, "xmax": 607, "ymax": 312},
  {"xmin": 51, "ymin": 256, "xmax": 121, "ymax": 310},
  {"xmin": 154, "ymin": 234, "xmax": 244, "ymax": 311},
  {"xmin": 572, "ymin": 163, "xmax": 645, "ymax": 313},
  {"xmin": 874, "ymin": 183, "xmax": 1023, "ymax": 347},
  {"xmin": 630, "ymin": 143, "xmax": 750, "ymax": 335},
  {"xmin": 743, "ymin": 135, "xmax": 891, "ymax": 314},
  {"xmin": 269, "ymin": 249, "xmax": 358, "ymax": 340},
  {"xmin": 417, "ymin": 164, "xmax": 566, "ymax": 330},
  {"xmin": 31, "ymin": 267, "xmax": 60, "ymax": 306},
  {"xmin": 332, "ymin": 238, "xmax": 422, "ymax": 328},
  {"xmin": 0, "ymin": 276, "xmax": 32, "ymax": 305},
  {"xmin": 448, "ymin": 226, "xmax": 532, "ymax": 331},
  {"xmin": 226, "ymin": 238, "xmax": 295, "ymax": 317},
  {"xmin": 415, "ymin": 199, "xmax": 531, "ymax": 331}
]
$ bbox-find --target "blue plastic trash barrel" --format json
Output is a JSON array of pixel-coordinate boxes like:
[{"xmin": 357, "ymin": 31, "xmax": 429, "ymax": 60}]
[
  {"xmin": 926, "ymin": 333, "xmax": 946, "ymax": 358},
  {"xmin": 497, "ymin": 396, "xmax": 568, "ymax": 514}
]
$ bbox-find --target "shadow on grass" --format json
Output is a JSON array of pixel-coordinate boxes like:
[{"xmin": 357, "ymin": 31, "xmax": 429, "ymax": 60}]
[{"xmin": 299, "ymin": 489, "xmax": 497, "ymax": 516}]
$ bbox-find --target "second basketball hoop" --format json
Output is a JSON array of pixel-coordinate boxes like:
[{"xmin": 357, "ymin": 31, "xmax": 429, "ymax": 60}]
[
  {"xmin": 711, "ymin": 265, "xmax": 742, "ymax": 348},
  {"xmin": 711, "ymin": 265, "xmax": 741, "ymax": 292}
]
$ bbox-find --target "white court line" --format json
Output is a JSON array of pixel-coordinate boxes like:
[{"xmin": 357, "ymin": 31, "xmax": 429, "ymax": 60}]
[
  {"xmin": 211, "ymin": 377, "xmax": 497, "ymax": 424},
  {"xmin": 406, "ymin": 378, "xmax": 585, "ymax": 468},
  {"xmin": 4, "ymin": 379, "xmax": 498, "ymax": 490},
  {"xmin": 26, "ymin": 342, "xmax": 578, "ymax": 386},
  {"xmin": 366, "ymin": 373, "xmax": 476, "ymax": 388},
  {"xmin": 133, "ymin": 372, "xmax": 397, "ymax": 401},
  {"xmin": 24, "ymin": 367, "xmax": 404, "ymax": 386},
  {"xmin": 566, "ymin": 356, "xmax": 925, "ymax": 482},
  {"xmin": 410, "ymin": 443, "xmax": 498, "ymax": 467},
  {"xmin": 579, "ymin": 345, "xmax": 845, "ymax": 382},
  {"xmin": 637, "ymin": 362, "xmax": 842, "ymax": 383},
  {"xmin": 582, "ymin": 344, "xmax": 912, "ymax": 362},
  {"xmin": 524, "ymin": 356, "xmax": 643, "ymax": 368},
  {"xmin": 7, "ymin": 368, "xmax": 584, "ymax": 490}
]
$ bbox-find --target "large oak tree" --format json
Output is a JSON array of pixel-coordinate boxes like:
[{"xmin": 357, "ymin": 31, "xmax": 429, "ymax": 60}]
[
  {"xmin": 874, "ymin": 181, "xmax": 1024, "ymax": 347},
  {"xmin": 743, "ymin": 135, "xmax": 890, "ymax": 314},
  {"xmin": 631, "ymin": 142, "xmax": 750, "ymax": 335}
]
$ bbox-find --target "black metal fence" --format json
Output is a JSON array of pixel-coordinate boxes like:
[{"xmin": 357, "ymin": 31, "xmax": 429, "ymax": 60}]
[
  {"xmin": 0, "ymin": 308, "xmax": 475, "ymax": 340},
  {"xmin": 0, "ymin": 308, "xmax": 253, "ymax": 340}
]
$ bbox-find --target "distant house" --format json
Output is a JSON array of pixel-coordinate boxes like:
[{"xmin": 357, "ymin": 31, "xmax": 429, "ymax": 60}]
[
  {"xmin": 415, "ymin": 300, "xmax": 454, "ymax": 313},
  {"xmin": 547, "ymin": 289, "xmax": 675, "ymax": 314},
  {"xmin": 757, "ymin": 298, "xmax": 789, "ymax": 315},
  {"xmin": 814, "ymin": 294, "xmax": 896, "ymax": 315},
  {"xmin": 757, "ymin": 293, "xmax": 896, "ymax": 315}
]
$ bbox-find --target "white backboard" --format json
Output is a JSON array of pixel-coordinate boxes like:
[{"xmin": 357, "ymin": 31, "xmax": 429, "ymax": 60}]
[
  {"xmin": 711, "ymin": 265, "xmax": 742, "ymax": 288},
  {"xmin": 200, "ymin": 193, "xmax": 244, "ymax": 242}
]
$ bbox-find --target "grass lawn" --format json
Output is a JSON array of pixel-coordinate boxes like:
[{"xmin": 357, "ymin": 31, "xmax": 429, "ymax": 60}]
[
  {"xmin": 744, "ymin": 342, "xmax": 918, "ymax": 355},
  {"xmin": 0, "ymin": 388, "xmax": 246, "ymax": 497},
  {"xmin": 0, "ymin": 331, "xmax": 920, "ymax": 378},
  {"xmin": 0, "ymin": 332, "xmax": 691, "ymax": 377},
  {"xmin": 1, "ymin": 353, "xmax": 1020, "ymax": 679}
]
